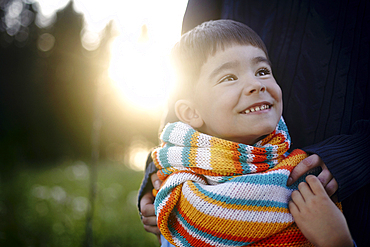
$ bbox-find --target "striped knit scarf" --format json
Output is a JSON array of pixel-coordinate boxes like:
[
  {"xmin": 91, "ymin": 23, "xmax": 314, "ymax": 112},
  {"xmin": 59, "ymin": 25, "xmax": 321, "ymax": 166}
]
[{"xmin": 152, "ymin": 118, "xmax": 313, "ymax": 247}]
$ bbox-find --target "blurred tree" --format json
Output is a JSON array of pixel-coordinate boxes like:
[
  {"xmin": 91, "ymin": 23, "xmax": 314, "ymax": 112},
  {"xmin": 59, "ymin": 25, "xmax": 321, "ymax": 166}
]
[
  {"xmin": 0, "ymin": 0, "xmax": 115, "ymax": 169},
  {"xmin": 42, "ymin": 1, "xmax": 93, "ymax": 160},
  {"xmin": 0, "ymin": 1, "xmax": 114, "ymax": 245},
  {"xmin": 0, "ymin": 0, "xmax": 45, "ymax": 167}
]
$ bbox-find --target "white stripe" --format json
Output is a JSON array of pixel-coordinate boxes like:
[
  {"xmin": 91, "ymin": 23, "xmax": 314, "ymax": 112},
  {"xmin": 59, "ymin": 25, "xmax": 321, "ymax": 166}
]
[
  {"xmin": 168, "ymin": 123, "xmax": 191, "ymax": 146},
  {"xmin": 197, "ymin": 133, "xmax": 213, "ymax": 147},
  {"xmin": 204, "ymin": 175, "xmax": 228, "ymax": 184},
  {"xmin": 182, "ymin": 182, "xmax": 293, "ymax": 223},
  {"xmin": 249, "ymin": 163, "xmax": 257, "ymax": 172},
  {"xmin": 195, "ymin": 148, "xmax": 212, "ymax": 169},
  {"xmin": 195, "ymin": 170, "xmax": 291, "ymax": 202},
  {"xmin": 201, "ymin": 182, "xmax": 292, "ymax": 204},
  {"xmin": 167, "ymin": 147, "xmax": 184, "ymax": 166},
  {"xmin": 156, "ymin": 193, "xmax": 171, "ymax": 214}
]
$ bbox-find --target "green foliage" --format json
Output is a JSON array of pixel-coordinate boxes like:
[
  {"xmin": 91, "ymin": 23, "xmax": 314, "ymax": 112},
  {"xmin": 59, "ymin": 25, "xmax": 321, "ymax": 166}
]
[{"xmin": 0, "ymin": 160, "xmax": 159, "ymax": 247}]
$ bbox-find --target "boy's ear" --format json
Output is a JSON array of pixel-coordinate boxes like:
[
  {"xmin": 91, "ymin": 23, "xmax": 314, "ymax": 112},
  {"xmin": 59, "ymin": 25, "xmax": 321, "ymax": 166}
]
[{"xmin": 175, "ymin": 100, "xmax": 204, "ymax": 128}]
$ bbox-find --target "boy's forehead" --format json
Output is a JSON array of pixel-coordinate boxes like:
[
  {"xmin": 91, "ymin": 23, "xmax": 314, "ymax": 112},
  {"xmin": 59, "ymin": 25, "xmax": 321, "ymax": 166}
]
[{"xmin": 204, "ymin": 45, "xmax": 269, "ymax": 68}]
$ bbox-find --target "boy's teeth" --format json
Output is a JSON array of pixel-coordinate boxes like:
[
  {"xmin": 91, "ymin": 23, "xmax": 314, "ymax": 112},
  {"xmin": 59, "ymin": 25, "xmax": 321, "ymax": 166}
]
[{"xmin": 244, "ymin": 104, "xmax": 270, "ymax": 114}]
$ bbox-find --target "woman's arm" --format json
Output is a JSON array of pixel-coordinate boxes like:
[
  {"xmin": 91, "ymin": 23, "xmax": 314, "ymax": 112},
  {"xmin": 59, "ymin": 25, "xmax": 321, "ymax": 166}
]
[{"xmin": 288, "ymin": 120, "xmax": 370, "ymax": 201}]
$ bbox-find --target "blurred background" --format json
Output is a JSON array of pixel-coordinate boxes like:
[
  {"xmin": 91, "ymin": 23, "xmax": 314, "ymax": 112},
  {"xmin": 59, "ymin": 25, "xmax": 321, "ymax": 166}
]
[{"xmin": 0, "ymin": 0, "xmax": 188, "ymax": 246}]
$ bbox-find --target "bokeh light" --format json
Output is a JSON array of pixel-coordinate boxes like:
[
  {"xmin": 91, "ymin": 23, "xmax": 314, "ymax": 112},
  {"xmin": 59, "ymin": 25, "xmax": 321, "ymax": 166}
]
[
  {"xmin": 80, "ymin": 29, "xmax": 100, "ymax": 51},
  {"xmin": 124, "ymin": 136, "xmax": 155, "ymax": 171},
  {"xmin": 4, "ymin": 0, "xmax": 34, "ymax": 37},
  {"xmin": 37, "ymin": 32, "xmax": 55, "ymax": 51}
]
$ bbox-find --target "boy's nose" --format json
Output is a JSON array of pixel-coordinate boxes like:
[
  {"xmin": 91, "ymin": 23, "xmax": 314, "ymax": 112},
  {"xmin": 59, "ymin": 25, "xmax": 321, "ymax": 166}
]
[{"xmin": 244, "ymin": 80, "xmax": 266, "ymax": 95}]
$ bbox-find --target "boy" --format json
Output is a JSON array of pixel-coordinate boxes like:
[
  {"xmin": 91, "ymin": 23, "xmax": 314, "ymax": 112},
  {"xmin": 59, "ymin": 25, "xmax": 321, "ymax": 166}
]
[{"xmin": 152, "ymin": 20, "xmax": 353, "ymax": 247}]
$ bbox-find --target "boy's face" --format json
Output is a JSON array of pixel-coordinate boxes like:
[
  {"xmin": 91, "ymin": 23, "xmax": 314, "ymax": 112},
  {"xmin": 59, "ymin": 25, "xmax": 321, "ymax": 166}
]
[{"xmin": 193, "ymin": 45, "xmax": 282, "ymax": 145}]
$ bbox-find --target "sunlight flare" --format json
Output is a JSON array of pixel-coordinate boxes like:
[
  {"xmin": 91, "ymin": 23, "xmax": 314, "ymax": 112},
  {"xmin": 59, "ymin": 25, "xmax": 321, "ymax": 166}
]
[{"xmin": 35, "ymin": 0, "xmax": 188, "ymax": 110}]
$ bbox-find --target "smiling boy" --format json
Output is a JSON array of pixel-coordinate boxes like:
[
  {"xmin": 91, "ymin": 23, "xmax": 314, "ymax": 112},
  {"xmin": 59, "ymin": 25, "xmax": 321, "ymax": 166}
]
[
  {"xmin": 152, "ymin": 20, "xmax": 353, "ymax": 247},
  {"xmin": 177, "ymin": 44, "xmax": 282, "ymax": 145}
]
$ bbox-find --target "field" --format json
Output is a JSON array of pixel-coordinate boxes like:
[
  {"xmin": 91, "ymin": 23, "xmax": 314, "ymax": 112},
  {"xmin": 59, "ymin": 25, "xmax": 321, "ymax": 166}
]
[{"xmin": 0, "ymin": 159, "xmax": 158, "ymax": 247}]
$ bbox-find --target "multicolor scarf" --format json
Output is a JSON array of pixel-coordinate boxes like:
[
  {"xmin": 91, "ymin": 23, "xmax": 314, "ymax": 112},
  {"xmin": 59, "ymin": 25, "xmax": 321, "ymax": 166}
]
[{"xmin": 152, "ymin": 118, "xmax": 313, "ymax": 247}]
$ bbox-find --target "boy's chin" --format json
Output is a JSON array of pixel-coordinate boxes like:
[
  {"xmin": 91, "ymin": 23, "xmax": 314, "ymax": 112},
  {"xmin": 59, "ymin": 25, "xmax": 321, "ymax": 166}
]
[{"xmin": 252, "ymin": 134, "xmax": 268, "ymax": 144}]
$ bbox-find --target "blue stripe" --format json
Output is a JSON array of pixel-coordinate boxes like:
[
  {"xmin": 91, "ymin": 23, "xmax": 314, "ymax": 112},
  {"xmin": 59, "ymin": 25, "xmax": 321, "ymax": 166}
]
[
  {"xmin": 231, "ymin": 172, "xmax": 289, "ymax": 185},
  {"xmin": 265, "ymin": 146, "xmax": 274, "ymax": 155},
  {"xmin": 181, "ymin": 148, "xmax": 190, "ymax": 167},
  {"xmin": 192, "ymin": 179, "xmax": 289, "ymax": 209},
  {"xmin": 159, "ymin": 123, "xmax": 178, "ymax": 169},
  {"xmin": 277, "ymin": 118, "xmax": 291, "ymax": 143},
  {"xmin": 181, "ymin": 128, "xmax": 196, "ymax": 167},
  {"xmin": 237, "ymin": 146, "xmax": 254, "ymax": 173},
  {"xmin": 158, "ymin": 144, "xmax": 173, "ymax": 169},
  {"xmin": 162, "ymin": 123, "xmax": 177, "ymax": 143}
]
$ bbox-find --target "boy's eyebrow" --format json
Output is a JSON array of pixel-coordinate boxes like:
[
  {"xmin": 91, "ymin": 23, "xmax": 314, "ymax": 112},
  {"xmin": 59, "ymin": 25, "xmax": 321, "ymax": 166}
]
[
  {"xmin": 253, "ymin": 56, "xmax": 271, "ymax": 66},
  {"xmin": 209, "ymin": 60, "xmax": 240, "ymax": 80}
]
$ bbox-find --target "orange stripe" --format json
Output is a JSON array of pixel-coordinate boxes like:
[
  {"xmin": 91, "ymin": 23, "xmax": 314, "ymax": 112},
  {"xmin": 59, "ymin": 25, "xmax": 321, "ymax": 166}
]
[
  {"xmin": 158, "ymin": 185, "xmax": 183, "ymax": 240},
  {"xmin": 249, "ymin": 224, "xmax": 311, "ymax": 246},
  {"xmin": 189, "ymin": 132, "xmax": 200, "ymax": 167},
  {"xmin": 176, "ymin": 188, "xmax": 292, "ymax": 239},
  {"xmin": 176, "ymin": 202, "xmax": 283, "ymax": 242},
  {"xmin": 171, "ymin": 216, "xmax": 220, "ymax": 247}
]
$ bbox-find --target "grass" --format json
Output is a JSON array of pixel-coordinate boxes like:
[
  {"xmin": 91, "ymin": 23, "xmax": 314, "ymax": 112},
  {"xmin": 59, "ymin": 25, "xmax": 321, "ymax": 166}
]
[{"xmin": 0, "ymin": 159, "xmax": 159, "ymax": 247}]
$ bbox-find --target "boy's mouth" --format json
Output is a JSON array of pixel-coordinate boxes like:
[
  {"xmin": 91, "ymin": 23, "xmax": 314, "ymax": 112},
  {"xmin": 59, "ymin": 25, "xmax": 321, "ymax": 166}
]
[{"xmin": 241, "ymin": 103, "xmax": 272, "ymax": 114}]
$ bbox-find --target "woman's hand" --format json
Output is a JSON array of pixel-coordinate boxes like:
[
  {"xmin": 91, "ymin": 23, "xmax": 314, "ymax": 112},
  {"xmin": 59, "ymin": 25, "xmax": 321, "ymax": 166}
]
[{"xmin": 287, "ymin": 154, "xmax": 338, "ymax": 199}]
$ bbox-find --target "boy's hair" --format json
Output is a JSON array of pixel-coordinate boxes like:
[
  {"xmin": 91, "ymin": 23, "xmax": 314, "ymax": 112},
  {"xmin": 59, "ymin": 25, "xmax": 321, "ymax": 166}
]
[{"xmin": 170, "ymin": 19, "xmax": 269, "ymax": 100}]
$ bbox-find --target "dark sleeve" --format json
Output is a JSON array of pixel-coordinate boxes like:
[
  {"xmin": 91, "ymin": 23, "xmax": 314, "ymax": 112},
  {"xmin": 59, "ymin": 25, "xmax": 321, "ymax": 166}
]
[
  {"xmin": 303, "ymin": 120, "xmax": 370, "ymax": 201},
  {"xmin": 181, "ymin": 0, "xmax": 222, "ymax": 34},
  {"xmin": 137, "ymin": 153, "xmax": 158, "ymax": 212}
]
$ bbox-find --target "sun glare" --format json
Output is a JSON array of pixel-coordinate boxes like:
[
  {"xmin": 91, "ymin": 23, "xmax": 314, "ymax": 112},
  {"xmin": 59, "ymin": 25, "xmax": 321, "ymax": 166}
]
[
  {"xmin": 35, "ymin": 0, "xmax": 188, "ymax": 111},
  {"xmin": 107, "ymin": 1, "xmax": 188, "ymax": 112},
  {"xmin": 108, "ymin": 36, "xmax": 173, "ymax": 111},
  {"xmin": 35, "ymin": 0, "xmax": 188, "ymax": 170}
]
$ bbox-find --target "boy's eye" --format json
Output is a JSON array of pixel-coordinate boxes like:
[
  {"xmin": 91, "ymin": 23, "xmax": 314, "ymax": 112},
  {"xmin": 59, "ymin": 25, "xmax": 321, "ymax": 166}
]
[
  {"xmin": 256, "ymin": 67, "xmax": 271, "ymax": 76},
  {"xmin": 219, "ymin": 74, "xmax": 238, "ymax": 83}
]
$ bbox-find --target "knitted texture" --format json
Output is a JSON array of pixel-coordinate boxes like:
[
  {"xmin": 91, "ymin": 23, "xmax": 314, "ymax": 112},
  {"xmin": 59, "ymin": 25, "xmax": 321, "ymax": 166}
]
[{"xmin": 152, "ymin": 118, "xmax": 317, "ymax": 246}]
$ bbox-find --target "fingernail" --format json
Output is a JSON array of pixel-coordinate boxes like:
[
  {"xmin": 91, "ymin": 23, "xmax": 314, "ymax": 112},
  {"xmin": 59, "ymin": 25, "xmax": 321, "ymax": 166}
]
[
  {"xmin": 154, "ymin": 180, "xmax": 161, "ymax": 191},
  {"xmin": 287, "ymin": 177, "xmax": 293, "ymax": 186}
]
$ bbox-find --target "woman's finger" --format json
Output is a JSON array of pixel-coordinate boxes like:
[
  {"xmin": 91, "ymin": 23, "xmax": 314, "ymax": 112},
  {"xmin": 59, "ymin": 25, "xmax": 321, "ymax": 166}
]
[{"xmin": 287, "ymin": 155, "xmax": 323, "ymax": 185}]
